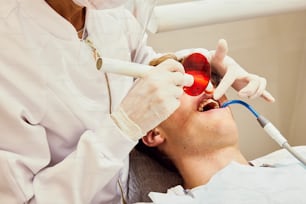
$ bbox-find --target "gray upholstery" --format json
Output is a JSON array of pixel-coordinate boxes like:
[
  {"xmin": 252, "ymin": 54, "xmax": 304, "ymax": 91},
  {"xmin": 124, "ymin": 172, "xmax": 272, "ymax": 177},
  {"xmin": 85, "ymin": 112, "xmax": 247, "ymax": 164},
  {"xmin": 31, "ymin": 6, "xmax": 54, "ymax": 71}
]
[{"xmin": 127, "ymin": 149, "xmax": 183, "ymax": 203}]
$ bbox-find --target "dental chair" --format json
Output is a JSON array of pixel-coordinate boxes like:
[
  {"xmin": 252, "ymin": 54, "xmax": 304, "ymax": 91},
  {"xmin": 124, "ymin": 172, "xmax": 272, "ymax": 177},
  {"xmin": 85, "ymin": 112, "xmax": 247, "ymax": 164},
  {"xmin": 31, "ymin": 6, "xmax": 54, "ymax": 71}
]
[{"xmin": 127, "ymin": 148, "xmax": 183, "ymax": 203}]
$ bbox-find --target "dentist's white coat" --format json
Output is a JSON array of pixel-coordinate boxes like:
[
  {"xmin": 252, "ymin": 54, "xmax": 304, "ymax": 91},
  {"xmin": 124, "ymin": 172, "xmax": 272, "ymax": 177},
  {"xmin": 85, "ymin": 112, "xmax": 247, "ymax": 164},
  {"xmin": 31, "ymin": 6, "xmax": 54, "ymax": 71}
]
[{"xmin": 0, "ymin": 0, "xmax": 156, "ymax": 203}]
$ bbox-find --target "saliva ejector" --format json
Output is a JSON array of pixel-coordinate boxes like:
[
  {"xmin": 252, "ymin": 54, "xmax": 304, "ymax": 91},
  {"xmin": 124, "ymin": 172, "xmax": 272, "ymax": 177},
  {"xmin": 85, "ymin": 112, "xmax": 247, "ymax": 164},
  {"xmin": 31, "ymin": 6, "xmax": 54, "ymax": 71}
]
[{"xmin": 221, "ymin": 100, "xmax": 306, "ymax": 166}]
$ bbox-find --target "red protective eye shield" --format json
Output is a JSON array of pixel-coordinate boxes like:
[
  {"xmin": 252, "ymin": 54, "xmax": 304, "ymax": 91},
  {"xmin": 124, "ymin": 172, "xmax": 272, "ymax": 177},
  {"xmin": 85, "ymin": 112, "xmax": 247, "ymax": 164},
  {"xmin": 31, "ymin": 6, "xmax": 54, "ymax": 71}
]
[{"xmin": 183, "ymin": 53, "xmax": 211, "ymax": 96}]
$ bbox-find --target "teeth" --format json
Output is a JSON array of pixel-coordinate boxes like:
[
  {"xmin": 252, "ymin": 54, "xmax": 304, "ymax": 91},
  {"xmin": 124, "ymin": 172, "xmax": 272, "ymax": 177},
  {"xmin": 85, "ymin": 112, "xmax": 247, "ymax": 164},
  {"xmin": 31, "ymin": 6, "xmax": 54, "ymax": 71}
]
[{"xmin": 198, "ymin": 99, "xmax": 220, "ymax": 112}]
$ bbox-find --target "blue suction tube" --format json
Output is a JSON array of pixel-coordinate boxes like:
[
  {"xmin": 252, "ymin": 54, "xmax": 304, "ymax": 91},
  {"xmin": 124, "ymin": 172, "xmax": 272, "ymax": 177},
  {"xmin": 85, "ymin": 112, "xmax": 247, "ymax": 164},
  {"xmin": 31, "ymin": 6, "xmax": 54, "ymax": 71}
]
[
  {"xmin": 222, "ymin": 100, "xmax": 306, "ymax": 166},
  {"xmin": 221, "ymin": 100, "xmax": 259, "ymax": 118}
]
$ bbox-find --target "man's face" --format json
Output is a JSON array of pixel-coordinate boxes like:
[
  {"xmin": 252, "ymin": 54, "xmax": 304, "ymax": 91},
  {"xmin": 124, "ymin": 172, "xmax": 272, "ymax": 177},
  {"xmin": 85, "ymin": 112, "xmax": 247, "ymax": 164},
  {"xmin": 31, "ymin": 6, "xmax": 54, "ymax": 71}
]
[{"xmin": 156, "ymin": 88, "xmax": 239, "ymax": 156}]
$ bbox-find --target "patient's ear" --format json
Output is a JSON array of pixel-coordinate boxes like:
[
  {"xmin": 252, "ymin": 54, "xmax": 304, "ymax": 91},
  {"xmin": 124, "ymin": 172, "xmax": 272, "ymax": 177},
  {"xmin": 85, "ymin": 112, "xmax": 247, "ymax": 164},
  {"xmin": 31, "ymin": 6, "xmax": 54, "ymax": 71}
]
[{"xmin": 142, "ymin": 128, "xmax": 164, "ymax": 147}]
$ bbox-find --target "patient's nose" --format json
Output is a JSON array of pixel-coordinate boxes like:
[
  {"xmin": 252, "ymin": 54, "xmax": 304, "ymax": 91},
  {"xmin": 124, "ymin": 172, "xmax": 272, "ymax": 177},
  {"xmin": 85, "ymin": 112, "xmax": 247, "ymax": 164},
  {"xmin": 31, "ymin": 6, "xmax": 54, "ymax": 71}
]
[{"xmin": 204, "ymin": 81, "xmax": 214, "ymax": 94}]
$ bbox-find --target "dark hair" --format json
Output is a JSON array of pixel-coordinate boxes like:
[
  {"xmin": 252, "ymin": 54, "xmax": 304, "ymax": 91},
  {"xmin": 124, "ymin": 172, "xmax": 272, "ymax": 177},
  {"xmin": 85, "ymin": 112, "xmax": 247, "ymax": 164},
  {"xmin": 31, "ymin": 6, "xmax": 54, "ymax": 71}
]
[
  {"xmin": 211, "ymin": 70, "xmax": 221, "ymax": 87},
  {"xmin": 135, "ymin": 139, "xmax": 179, "ymax": 173}
]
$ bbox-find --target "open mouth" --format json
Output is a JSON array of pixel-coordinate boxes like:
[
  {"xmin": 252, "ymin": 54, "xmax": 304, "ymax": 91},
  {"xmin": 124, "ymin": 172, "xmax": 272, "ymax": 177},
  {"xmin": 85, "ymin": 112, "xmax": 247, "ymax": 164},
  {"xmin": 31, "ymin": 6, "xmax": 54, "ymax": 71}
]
[{"xmin": 198, "ymin": 98, "xmax": 220, "ymax": 112}]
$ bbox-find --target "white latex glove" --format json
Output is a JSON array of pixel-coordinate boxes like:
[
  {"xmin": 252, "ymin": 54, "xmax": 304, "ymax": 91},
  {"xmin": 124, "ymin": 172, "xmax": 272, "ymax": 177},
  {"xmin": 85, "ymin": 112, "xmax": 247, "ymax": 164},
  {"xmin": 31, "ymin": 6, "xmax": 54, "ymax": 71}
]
[
  {"xmin": 210, "ymin": 39, "xmax": 275, "ymax": 102},
  {"xmin": 111, "ymin": 59, "xmax": 194, "ymax": 140}
]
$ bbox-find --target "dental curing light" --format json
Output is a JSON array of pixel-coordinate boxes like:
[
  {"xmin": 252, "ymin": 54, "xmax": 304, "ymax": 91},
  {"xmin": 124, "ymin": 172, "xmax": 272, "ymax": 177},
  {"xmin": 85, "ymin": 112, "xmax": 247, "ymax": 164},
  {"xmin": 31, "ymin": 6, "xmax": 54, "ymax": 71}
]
[
  {"xmin": 221, "ymin": 100, "xmax": 306, "ymax": 166},
  {"xmin": 101, "ymin": 53, "xmax": 211, "ymax": 96},
  {"xmin": 182, "ymin": 53, "xmax": 211, "ymax": 96}
]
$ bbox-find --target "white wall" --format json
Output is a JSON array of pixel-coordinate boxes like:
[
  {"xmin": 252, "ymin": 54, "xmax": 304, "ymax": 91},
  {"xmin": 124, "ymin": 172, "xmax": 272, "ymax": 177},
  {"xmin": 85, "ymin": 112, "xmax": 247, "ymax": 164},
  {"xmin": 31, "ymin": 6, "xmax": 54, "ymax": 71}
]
[
  {"xmin": 289, "ymin": 25, "xmax": 306, "ymax": 147},
  {"xmin": 147, "ymin": 10, "xmax": 306, "ymax": 160}
]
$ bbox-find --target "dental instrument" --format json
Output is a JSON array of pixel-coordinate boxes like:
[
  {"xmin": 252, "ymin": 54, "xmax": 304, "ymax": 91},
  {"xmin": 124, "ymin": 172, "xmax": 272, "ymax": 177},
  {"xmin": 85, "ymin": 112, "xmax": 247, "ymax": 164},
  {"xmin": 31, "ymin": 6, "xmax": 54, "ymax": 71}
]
[
  {"xmin": 101, "ymin": 52, "xmax": 211, "ymax": 96},
  {"xmin": 221, "ymin": 100, "xmax": 306, "ymax": 166},
  {"xmin": 182, "ymin": 53, "xmax": 211, "ymax": 96},
  {"xmin": 100, "ymin": 2, "xmax": 212, "ymax": 96}
]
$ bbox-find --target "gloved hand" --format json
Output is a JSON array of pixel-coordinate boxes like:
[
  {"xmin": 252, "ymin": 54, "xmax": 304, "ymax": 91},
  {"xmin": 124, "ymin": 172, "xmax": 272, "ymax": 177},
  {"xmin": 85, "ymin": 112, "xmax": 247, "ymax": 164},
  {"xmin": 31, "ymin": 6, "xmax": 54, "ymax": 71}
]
[
  {"xmin": 111, "ymin": 59, "xmax": 194, "ymax": 140},
  {"xmin": 174, "ymin": 39, "xmax": 275, "ymax": 102},
  {"xmin": 210, "ymin": 39, "xmax": 275, "ymax": 102}
]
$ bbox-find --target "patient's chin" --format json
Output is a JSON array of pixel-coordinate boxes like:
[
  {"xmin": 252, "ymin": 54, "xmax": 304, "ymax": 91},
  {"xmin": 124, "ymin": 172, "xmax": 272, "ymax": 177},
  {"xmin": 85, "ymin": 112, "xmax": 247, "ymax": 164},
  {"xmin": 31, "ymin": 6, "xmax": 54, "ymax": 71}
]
[{"xmin": 216, "ymin": 119, "xmax": 239, "ymax": 140}]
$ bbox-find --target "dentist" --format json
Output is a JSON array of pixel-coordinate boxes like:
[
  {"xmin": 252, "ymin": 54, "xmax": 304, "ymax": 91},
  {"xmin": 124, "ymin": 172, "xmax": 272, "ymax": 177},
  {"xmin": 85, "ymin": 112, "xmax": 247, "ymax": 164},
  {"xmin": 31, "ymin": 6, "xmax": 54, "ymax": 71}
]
[{"xmin": 0, "ymin": 0, "xmax": 274, "ymax": 203}]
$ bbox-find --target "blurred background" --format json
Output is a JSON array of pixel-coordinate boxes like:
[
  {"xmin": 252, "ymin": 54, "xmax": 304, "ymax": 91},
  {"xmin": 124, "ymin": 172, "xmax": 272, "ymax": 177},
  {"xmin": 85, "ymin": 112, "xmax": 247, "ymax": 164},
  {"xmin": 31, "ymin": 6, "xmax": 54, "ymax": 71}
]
[{"xmin": 147, "ymin": 0, "xmax": 306, "ymax": 160}]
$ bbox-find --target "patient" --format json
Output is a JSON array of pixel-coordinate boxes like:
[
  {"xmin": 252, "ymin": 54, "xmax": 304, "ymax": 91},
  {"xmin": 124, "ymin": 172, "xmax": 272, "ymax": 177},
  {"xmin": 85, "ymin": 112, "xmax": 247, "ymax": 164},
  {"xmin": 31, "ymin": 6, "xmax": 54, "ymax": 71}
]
[{"xmin": 133, "ymin": 66, "xmax": 306, "ymax": 203}]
